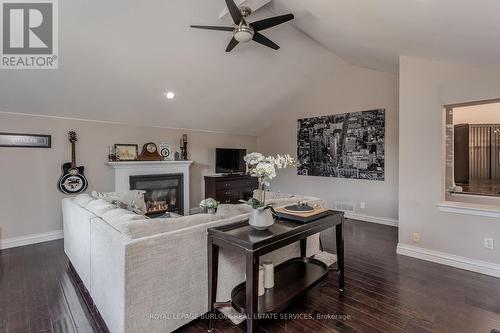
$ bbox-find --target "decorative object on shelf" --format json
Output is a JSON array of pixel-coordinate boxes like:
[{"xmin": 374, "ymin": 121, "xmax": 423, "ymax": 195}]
[
  {"xmin": 159, "ymin": 142, "xmax": 172, "ymax": 160},
  {"xmin": 263, "ymin": 261, "xmax": 274, "ymax": 289},
  {"xmin": 258, "ymin": 265, "xmax": 265, "ymax": 296},
  {"xmin": 58, "ymin": 131, "xmax": 88, "ymax": 194},
  {"xmin": 297, "ymin": 109, "xmax": 385, "ymax": 180},
  {"xmin": 137, "ymin": 142, "xmax": 163, "ymax": 161},
  {"xmin": 284, "ymin": 202, "xmax": 314, "ymax": 212},
  {"xmin": 274, "ymin": 204, "xmax": 330, "ymax": 224},
  {"xmin": 180, "ymin": 134, "xmax": 188, "ymax": 160},
  {"xmin": 174, "ymin": 151, "xmax": 180, "ymax": 161},
  {"xmin": 248, "ymin": 198, "xmax": 275, "ymax": 230},
  {"xmin": 0, "ymin": 132, "xmax": 51, "ymax": 148},
  {"xmin": 200, "ymin": 198, "xmax": 219, "ymax": 214},
  {"xmin": 107, "ymin": 146, "xmax": 115, "ymax": 161},
  {"xmin": 114, "ymin": 144, "xmax": 138, "ymax": 161},
  {"xmin": 244, "ymin": 152, "xmax": 297, "ymax": 230}
]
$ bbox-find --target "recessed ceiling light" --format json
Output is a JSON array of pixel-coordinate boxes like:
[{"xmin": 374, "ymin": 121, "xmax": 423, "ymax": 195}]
[{"xmin": 164, "ymin": 91, "xmax": 176, "ymax": 100}]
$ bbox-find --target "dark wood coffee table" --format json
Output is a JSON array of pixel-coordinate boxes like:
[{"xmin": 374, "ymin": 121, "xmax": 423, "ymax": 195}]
[{"xmin": 207, "ymin": 210, "xmax": 344, "ymax": 333}]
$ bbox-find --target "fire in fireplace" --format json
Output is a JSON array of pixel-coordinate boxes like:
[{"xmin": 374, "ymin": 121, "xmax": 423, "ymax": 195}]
[{"xmin": 129, "ymin": 174, "xmax": 184, "ymax": 216}]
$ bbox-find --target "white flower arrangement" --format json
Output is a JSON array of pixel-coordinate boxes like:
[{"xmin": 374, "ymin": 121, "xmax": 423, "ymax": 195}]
[
  {"xmin": 244, "ymin": 152, "xmax": 297, "ymax": 207},
  {"xmin": 200, "ymin": 198, "xmax": 219, "ymax": 210}
]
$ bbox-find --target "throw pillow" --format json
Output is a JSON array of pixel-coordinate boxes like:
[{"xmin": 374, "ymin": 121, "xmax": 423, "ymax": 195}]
[
  {"xmin": 87, "ymin": 203, "xmax": 118, "ymax": 217},
  {"xmin": 91, "ymin": 190, "xmax": 147, "ymax": 215}
]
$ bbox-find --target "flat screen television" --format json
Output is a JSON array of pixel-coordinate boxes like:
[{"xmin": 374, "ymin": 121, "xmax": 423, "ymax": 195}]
[{"xmin": 216, "ymin": 148, "xmax": 247, "ymax": 174}]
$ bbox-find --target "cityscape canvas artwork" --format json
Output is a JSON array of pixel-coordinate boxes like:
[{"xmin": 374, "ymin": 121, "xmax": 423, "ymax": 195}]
[{"xmin": 297, "ymin": 109, "xmax": 385, "ymax": 180}]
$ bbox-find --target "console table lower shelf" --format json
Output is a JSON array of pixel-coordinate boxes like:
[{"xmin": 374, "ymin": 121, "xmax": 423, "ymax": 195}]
[{"xmin": 231, "ymin": 257, "xmax": 328, "ymax": 314}]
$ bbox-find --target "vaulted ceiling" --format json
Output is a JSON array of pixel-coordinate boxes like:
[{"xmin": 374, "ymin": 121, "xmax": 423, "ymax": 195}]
[
  {"xmin": 272, "ymin": 0, "xmax": 500, "ymax": 73},
  {"xmin": 1, "ymin": 0, "xmax": 499, "ymax": 135}
]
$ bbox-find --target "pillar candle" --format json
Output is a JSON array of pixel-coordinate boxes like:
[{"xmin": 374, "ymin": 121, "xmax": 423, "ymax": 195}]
[
  {"xmin": 258, "ymin": 265, "xmax": 265, "ymax": 296},
  {"xmin": 263, "ymin": 261, "xmax": 274, "ymax": 289}
]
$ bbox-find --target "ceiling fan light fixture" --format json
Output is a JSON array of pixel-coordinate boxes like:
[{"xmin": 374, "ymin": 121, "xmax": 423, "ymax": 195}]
[
  {"xmin": 190, "ymin": 0, "xmax": 294, "ymax": 51},
  {"xmin": 234, "ymin": 25, "xmax": 254, "ymax": 42}
]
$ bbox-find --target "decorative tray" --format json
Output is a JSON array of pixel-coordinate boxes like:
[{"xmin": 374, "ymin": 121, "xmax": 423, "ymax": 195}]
[{"xmin": 273, "ymin": 206, "xmax": 331, "ymax": 223}]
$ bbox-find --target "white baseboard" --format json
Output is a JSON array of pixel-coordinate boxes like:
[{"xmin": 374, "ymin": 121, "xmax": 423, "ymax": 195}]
[
  {"xmin": 397, "ymin": 243, "xmax": 500, "ymax": 278},
  {"xmin": 0, "ymin": 230, "xmax": 64, "ymax": 250},
  {"xmin": 344, "ymin": 212, "xmax": 398, "ymax": 227}
]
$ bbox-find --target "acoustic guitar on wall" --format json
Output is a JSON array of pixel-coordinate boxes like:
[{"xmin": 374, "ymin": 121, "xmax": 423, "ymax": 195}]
[{"xmin": 58, "ymin": 131, "xmax": 88, "ymax": 194}]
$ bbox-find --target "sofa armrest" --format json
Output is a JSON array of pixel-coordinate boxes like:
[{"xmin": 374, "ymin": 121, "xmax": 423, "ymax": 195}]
[
  {"xmin": 90, "ymin": 217, "xmax": 127, "ymax": 333},
  {"xmin": 62, "ymin": 198, "xmax": 96, "ymax": 288},
  {"xmin": 121, "ymin": 215, "xmax": 321, "ymax": 332},
  {"xmin": 122, "ymin": 220, "xmax": 220, "ymax": 332}
]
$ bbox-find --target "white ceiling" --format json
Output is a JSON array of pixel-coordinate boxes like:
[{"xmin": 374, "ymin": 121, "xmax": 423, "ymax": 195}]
[
  {"xmin": 0, "ymin": 0, "xmax": 340, "ymax": 135},
  {"xmin": 271, "ymin": 0, "xmax": 500, "ymax": 73},
  {"xmin": 1, "ymin": 0, "xmax": 499, "ymax": 135}
]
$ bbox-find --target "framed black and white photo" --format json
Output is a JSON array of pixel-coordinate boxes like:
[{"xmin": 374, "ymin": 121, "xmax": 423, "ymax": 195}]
[
  {"xmin": 297, "ymin": 109, "xmax": 385, "ymax": 181},
  {"xmin": 0, "ymin": 133, "xmax": 51, "ymax": 148},
  {"xmin": 114, "ymin": 144, "xmax": 138, "ymax": 161}
]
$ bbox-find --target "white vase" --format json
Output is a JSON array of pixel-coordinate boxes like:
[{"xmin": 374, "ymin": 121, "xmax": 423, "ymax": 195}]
[
  {"xmin": 249, "ymin": 208, "xmax": 274, "ymax": 230},
  {"xmin": 207, "ymin": 208, "xmax": 216, "ymax": 214}
]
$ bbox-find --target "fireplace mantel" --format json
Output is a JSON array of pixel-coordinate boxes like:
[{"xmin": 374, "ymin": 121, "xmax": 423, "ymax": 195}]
[
  {"xmin": 105, "ymin": 161, "xmax": 193, "ymax": 215},
  {"xmin": 105, "ymin": 161, "xmax": 193, "ymax": 169}
]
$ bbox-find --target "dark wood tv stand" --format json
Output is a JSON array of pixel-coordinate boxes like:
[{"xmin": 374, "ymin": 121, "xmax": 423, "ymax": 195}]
[{"xmin": 204, "ymin": 174, "xmax": 258, "ymax": 204}]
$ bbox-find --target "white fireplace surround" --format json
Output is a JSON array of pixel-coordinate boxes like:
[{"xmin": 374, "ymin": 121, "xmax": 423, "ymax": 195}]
[{"xmin": 105, "ymin": 161, "xmax": 193, "ymax": 215}]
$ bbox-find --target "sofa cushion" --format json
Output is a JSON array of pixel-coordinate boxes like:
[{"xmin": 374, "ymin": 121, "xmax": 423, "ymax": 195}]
[
  {"xmin": 88, "ymin": 203, "xmax": 118, "ymax": 217},
  {"xmin": 121, "ymin": 214, "xmax": 221, "ymax": 239},
  {"xmin": 101, "ymin": 208, "xmax": 146, "ymax": 231},
  {"xmin": 73, "ymin": 193, "xmax": 93, "ymax": 207},
  {"xmin": 85, "ymin": 198, "xmax": 109, "ymax": 209},
  {"xmin": 216, "ymin": 204, "xmax": 252, "ymax": 219},
  {"xmin": 253, "ymin": 190, "xmax": 295, "ymax": 200}
]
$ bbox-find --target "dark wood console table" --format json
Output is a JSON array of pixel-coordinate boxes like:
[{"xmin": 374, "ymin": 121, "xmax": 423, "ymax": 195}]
[{"xmin": 207, "ymin": 211, "xmax": 344, "ymax": 333}]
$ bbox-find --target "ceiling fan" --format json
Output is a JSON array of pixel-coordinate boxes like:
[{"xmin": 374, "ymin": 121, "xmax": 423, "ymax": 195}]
[{"xmin": 190, "ymin": 0, "xmax": 294, "ymax": 52}]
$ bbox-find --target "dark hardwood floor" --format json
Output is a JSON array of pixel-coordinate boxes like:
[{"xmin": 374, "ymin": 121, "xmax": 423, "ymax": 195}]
[{"xmin": 1, "ymin": 220, "xmax": 500, "ymax": 333}]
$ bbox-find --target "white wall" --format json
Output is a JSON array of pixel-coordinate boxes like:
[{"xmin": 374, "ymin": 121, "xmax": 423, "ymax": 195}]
[
  {"xmin": 256, "ymin": 57, "xmax": 399, "ymax": 223},
  {"xmin": 399, "ymin": 56, "xmax": 500, "ymax": 266},
  {"xmin": 453, "ymin": 102, "xmax": 500, "ymax": 124},
  {"xmin": 0, "ymin": 113, "xmax": 256, "ymax": 243}
]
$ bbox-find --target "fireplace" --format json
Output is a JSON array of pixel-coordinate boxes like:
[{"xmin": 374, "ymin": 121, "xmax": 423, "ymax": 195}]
[
  {"xmin": 106, "ymin": 161, "xmax": 192, "ymax": 216},
  {"xmin": 129, "ymin": 173, "xmax": 184, "ymax": 217}
]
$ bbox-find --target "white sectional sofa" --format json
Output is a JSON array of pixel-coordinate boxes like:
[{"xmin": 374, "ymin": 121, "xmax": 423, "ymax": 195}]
[{"xmin": 62, "ymin": 193, "xmax": 325, "ymax": 333}]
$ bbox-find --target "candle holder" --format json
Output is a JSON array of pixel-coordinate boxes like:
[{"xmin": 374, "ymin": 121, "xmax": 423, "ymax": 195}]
[{"xmin": 180, "ymin": 134, "xmax": 188, "ymax": 160}]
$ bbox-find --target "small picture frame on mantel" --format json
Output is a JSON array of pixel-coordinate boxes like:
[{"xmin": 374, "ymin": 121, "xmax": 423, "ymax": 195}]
[{"xmin": 114, "ymin": 144, "xmax": 138, "ymax": 161}]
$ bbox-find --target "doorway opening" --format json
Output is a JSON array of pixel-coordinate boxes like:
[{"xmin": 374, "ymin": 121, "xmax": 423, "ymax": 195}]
[{"xmin": 446, "ymin": 99, "xmax": 500, "ymax": 197}]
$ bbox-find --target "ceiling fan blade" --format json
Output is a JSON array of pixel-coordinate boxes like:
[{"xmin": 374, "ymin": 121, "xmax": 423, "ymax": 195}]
[
  {"xmin": 190, "ymin": 25, "xmax": 234, "ymax": 32},
  {"xmin": 225, "ymin": 0, "xmax": 243, "ymax": 25},
  {"xmin": 252, "ymin": 32, "xmax": 279, "ymax": 50},
  {"xmin": 250, "ymin": 13, "xmax": 294, "ymax": 31},
  {"xmin": 226, "ymin": 37, "xmax": 239, "ymax": 52}
]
